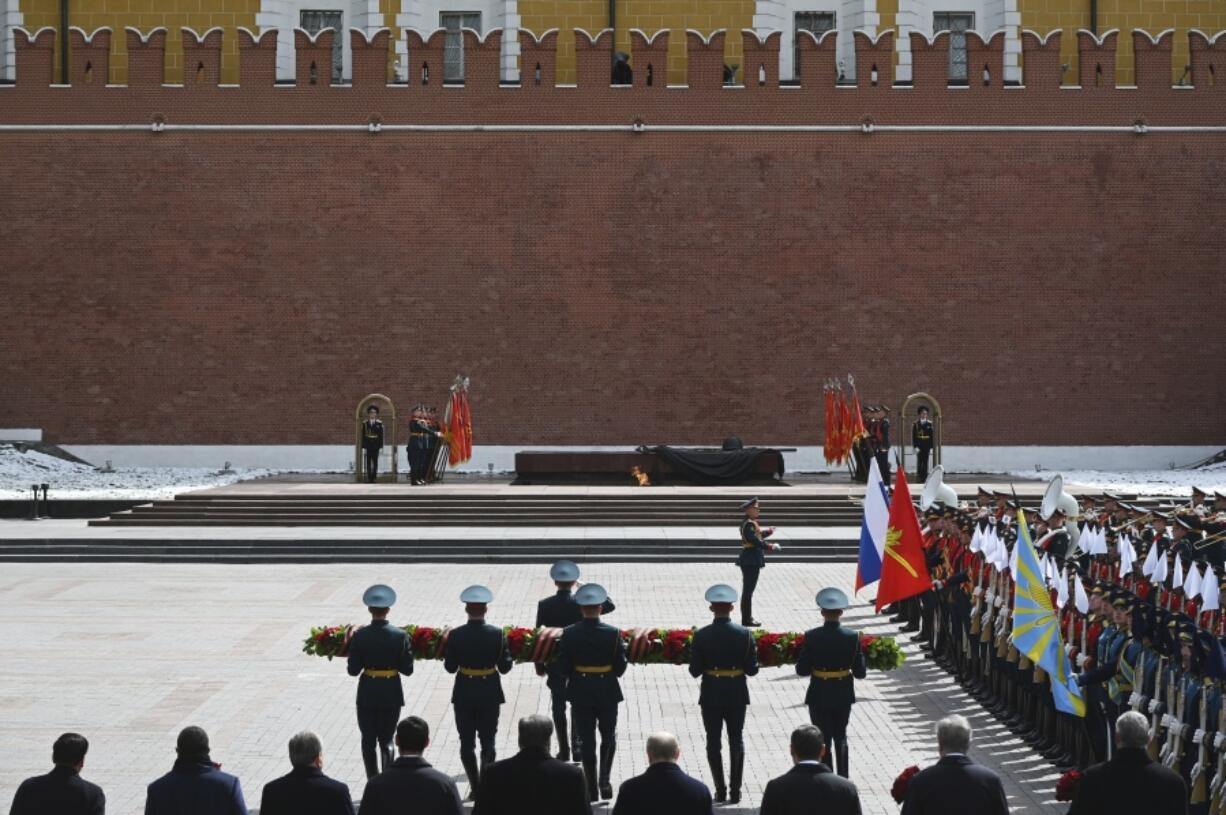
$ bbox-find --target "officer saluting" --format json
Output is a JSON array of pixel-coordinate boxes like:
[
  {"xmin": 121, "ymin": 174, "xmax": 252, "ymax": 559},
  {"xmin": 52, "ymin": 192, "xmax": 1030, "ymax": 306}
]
[
  {"xmin": 443, "ymin": 585, "xmax": 514, "ymax": 799},
  {"xmin": 555, "ymin": 583, "xmax": 628, "ymax": 802},
  {"xmin": 796, "ymin": 587, "xmax": 867, "ymax": 778},
  {"xmin": 535, "ymin": 560, "xmax": 615, "ymax": 763},
  {"xmin": 346, "ymin": 584, "xmax": 414, "ymax": 778},
  {"xmin": 361, "ymin": 405, "xmax": 385, "ymax": 483},
  {"xmin": 689, "ymin": 584, "xmax": 759, "ymax": 804},
  {"xmin": 738, "ymin": 498, "xmax": 780, "ymax": 627}
]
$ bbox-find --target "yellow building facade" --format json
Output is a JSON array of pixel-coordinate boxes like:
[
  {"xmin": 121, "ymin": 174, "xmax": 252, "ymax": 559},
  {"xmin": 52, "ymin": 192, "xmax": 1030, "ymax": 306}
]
[{"xmin": 11, "ymin": 0, "xmax": 1226, "ymax": 86}]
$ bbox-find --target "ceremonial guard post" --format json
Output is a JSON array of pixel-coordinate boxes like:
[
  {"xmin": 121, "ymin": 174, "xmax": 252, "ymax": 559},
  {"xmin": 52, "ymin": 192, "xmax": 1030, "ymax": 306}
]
[
  {"xmin": 556, "ymin": 583, "xmax": 627, "ymax": 802},
  {"xmin": 361, "ymin": 405, "xmax": 385, "ymax": 483},
  {"xmin": 689, "ymin": 583, "xmax": 759, "ymax": 804},
  {"xmin": 346, "ymin": 584, "xmax": 415, "ymax": 778},
  {"xmin": 535, "ymin": 560, "xmax": 615, "ymax": 763},
  {"xmin": 738, "ymin": 498, "xmax": 779, "ymax": 627},
  {"xmin": 912, "ymin": 406, "xmax": 935, "ymax": 481},
  {"xmin": 796, "ymin": 587, "xmax": 867, "ymax": 778},
  {"xmin": 444, "ymin": 585, "xmax": 514, "ymax": 798}
]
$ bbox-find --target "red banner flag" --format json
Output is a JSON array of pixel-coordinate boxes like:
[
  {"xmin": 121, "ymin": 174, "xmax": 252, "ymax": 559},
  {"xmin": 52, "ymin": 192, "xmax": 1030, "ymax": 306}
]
[
  {"xmin": 823, "ymin": 385, "xmax": 834, "ymax": 464},
  {"xmin": 875, "ymin": 468, "xmax": 933, "ymax": 612}
]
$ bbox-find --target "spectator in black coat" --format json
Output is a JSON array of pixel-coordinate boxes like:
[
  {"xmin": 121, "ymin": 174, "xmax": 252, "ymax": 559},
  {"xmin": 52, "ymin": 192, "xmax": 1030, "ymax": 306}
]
[
  {"xmin": 759, "ymin": 725, "xmax": 861, "ymax": 815},
  {"xmin": 358, "ymin": 716, "xmax": 463, "ymax": 815},
  {"xmin": 473, "ymin": 714, "xmax": 591, "ymax": 815},
  {"xmin": 901, "ymin": 715, "xmax": 1008, "ymax": 815},
  {"xmin": 145, "ymin": 726, "xmax": 247, "ymax": 815},
  {"xmin": 259, "ymin": 731, "xmax": 354, "ymax": 815},
  {"xmin": 9, "ymin": 732, "xmax": 105, "ymax": 815},
  {"xmin": 611, "ymin": 733, "xmax": 712, "ymax": 815},
  {"xmin": 1068, "ymin": 711, "xmax": 1187, "ymax": 815}
]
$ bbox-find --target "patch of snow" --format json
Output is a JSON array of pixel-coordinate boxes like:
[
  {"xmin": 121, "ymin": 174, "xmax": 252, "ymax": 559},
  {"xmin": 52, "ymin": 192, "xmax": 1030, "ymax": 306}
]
[
  {"xmin": 0, "ymin": 445, "xmax": 338, "ymax": 500},
  {"xmin": 1009, "ymin": 462, "xmax": 1226, "ymax": 497}
]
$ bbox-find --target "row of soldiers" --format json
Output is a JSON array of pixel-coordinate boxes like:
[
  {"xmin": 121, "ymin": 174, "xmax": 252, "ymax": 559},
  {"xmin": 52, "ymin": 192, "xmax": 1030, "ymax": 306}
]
[
  {"xmin": 359, "ymin": 404, "xmax": 444, "ymax": 484},
  {"xmin": 896, "ymin": 485, "xmax": 1226, "ymax": 814},
  {"xmin": 345, "ymin": 562, "xmax": 868, "ymax": 805}
]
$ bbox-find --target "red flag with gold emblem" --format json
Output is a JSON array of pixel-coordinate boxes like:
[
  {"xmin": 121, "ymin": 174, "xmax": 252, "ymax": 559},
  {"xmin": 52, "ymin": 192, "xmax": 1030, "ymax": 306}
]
[{"xmin": 875, "ymin": 468, "xmax": 933, "ymax": 612}]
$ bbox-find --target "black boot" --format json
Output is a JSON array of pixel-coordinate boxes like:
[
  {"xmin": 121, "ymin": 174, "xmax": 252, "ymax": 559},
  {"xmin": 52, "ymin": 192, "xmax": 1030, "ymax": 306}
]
[
  {"xmin": 582, "ymin": 759, "xmax": 598, "ymax": 802},
  {"xmin": 461, "ymin": 753, "xmax": 480, "ymax": 801},
  {"xmin": 598, "ymin": 740, "xmax": 616, "ymax": 800},
  {"xmin": 742, "ymin": 597, "xmax": 760, "ymax": 627},
  {"xmin": 379, "ymin": 742, "xmax": 394, "ymax": 775},
  {"xmin": 834, "ymin": 741, "xmax": 849, "ymax": 779},
  {"xmin": 555, "ymin": 717, "xmax": 571, "ymax": 762},
  {"xmin": 729, "ymin": 750, "xmax": 745, "ymax": 804},
  {"xmin": 707, "ymin": 752, "xmax": 727, "ymax": 803}
]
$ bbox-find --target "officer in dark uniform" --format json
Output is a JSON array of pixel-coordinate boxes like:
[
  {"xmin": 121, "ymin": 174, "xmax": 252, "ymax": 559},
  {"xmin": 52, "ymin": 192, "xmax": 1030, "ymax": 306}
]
[
  {"xmin": 535, "ymin": 560, "xmax": 616, "ymax": 763},
  {"xmin": 688, "ymin": 583, "xmax": 759, "ymax": 804},
  {"xmin": 361, "ymin": 405, "xmax": 385, "ymax": 483},
  {"xmin": 738, "ymin": 498, "xmax": 779, "ymax": 628},
  {"xmin": 407, "ymin": 405, "xmax": 441, "ymax": 485},
  {"xmin": 870, "ymin": 405, "xmax": 892, "ymax": 481},
  {"xmin": 555, "ymin": 583, "xmax": 628, "ymax": 802},
  {"xmin": 912, "ymin": 406, "xmax": 935, "ymax": 481},
  {"xmin": 795, "ymin": 586, "xmax": 867, "ymax": 778},
  {"xmin": 443, "ymin": 585, "xmax": 514, "ymax": 799},
  {"xmin": 346, "ymin": 584, "xmax": 414, "ymax": 778}
]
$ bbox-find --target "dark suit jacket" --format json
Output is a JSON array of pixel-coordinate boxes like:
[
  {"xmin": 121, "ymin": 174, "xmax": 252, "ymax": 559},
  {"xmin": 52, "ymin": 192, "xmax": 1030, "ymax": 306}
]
[
  {"xmin": 796, "ymin": 621, "xmax": 867, "ymax": 709},
  {"xmin": 759, "ymin": 763, "xmax": 861, "ymax": 815},
  {"xmin": 346, "ymin": 619, "xmax": 415, "ymax": 708},
  {"xmin": 611, "ymin": 763, "xmax": 712, "ymax": 815},
  {"xmin": 536, "ymin": 590, "xmax": 615, "ymax": 629},
  {"xmin": 1067, "ymin": 748, "xmax": 1187, "ymax": 815},
  {"xmin": 472, "ymin": 747, "xmax": 591, "ymax": 815},
  {"xmin": 259, "ymin": 766, "xmax": 353, "ymax": 815},
  {"xmin": 357, "ymin": 756, "xmax": 462, "ymax": 815},
  {"xmin": 144, "ymin": 760, "xmax": 247, "ymax": 815},
  {"xmin": 900, "ymin": 755, "xmax": 1007, "ymax": 815},
  {"xmin": 9, "ymin": 766, "xmax": 105, "ymax": 815}
]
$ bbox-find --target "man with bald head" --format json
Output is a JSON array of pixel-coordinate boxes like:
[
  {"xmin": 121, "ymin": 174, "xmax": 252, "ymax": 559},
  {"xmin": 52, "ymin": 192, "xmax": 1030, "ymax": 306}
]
[{"xmin": 611, "ymin": 733, "xmax": 712, "ymax": 815}]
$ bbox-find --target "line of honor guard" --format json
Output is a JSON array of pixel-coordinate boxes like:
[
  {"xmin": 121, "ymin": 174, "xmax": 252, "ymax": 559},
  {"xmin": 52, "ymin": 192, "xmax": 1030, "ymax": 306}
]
[
  {"xmin": 894, "ymin": 472, "xmax": 1226, "ymax": 814},
  {"xmin": 345, "ymin": 536, "xmax": 869, "ymax": 803}
]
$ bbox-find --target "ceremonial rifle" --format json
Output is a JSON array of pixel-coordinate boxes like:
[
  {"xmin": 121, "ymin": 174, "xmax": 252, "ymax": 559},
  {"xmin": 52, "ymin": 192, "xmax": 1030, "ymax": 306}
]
[
  {"xmin": 1148, "ymin": 656, "xmax": 1167, "ymax": 760},
  {"xmin": 1165, "ymin": 673, "xmax": 1189, "ymax": 769},
  {"xmin": 1160, "ymin": 664, "xmax": 1180, "ymax": 764},
  {"xmin": 1194, "ymin": 678, "xmax": 1211, "ymax": 805},
  {"xmin": 1210, "ymin": 687, "xmax": 1226, "ymax": 813}
]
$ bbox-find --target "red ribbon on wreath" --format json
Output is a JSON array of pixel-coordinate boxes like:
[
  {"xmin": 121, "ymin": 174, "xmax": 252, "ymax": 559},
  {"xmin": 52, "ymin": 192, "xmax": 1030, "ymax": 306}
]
[
  {"xmin": 1055, "ymin": 768, "xmax": 1081, "ymax": 802},
  {"xmin": 891, "ymin": 765, "xmax": 921, "ymax": 804}
]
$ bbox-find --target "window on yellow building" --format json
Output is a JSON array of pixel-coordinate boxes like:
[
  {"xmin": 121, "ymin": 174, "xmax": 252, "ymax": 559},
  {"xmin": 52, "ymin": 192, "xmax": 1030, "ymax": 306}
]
[
  {"xmin": 794, "ymin": 12, "xmax": 836, "ymax": 81},
  {"xmin": 933, "ymin": 12, "xmax": 973, "ymax": 83},
  {"xmin": 301, "ymin": 10, "xmax": 345, "ymax": 83},
  {"xmin": 441, "ymin": 12, "xmax": 482, "ymax": 83}
]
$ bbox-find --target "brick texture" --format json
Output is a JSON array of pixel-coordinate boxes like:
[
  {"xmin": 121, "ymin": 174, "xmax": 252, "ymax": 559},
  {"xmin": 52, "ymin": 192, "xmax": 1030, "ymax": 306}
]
[{"xmin": 1, "ymin": 29, "xmax": 1224, "ymax": 447}]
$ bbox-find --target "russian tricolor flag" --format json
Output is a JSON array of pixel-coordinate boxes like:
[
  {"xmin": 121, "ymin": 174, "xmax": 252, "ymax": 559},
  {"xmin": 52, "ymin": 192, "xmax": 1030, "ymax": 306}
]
[{"xmin": 855, "ymin": 457, "xmax": 890, "ymax": 592}]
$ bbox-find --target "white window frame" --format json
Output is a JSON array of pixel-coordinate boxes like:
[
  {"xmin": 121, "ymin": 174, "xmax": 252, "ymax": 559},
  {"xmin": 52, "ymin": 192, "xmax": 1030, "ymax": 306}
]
[
  {"xmin": 395, "ymin": 0, "xmax": 520, "ymax": 83},
  {"xmin": 793, "ymin": 11, "xmax": 836, "ymax": 80},
  {"xmin": 300, "ymin": 9, "xmax": 345, "ymax": 83},
  {"xmin": 256, "ymin": 0, "xmax": 384, "ymax": 82},
  {"xmin": 932, "ymin": 11, "xmax": 973, "ymax": 81},
  {"xmin": 440, "ymin": 10, "xmax": 481, "ymax": 82}
]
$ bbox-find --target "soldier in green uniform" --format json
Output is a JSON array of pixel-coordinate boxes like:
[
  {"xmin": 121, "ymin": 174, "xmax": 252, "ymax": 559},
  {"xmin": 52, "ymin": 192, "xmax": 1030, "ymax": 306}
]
[
  {"xmin": 738, "ymin": 498, "xmax": 779, "ymax": 628},
  {"xmin": 688, "ymin": 584, "xmax": 759, "ymax": 804},
  {"xmin": 346, "ymin": 584, "xmax": 415, "ymax": 778},
  {"xmin": 555, "ymin": 583, "xmax": 628, "ymax": 802},
  {"xmin": 443, "ymin": 585, "xmax": 514, "ymax": 799},
  {"xmin": 796, "ymin": 586, "xmax": 867, "ymax": 778}
]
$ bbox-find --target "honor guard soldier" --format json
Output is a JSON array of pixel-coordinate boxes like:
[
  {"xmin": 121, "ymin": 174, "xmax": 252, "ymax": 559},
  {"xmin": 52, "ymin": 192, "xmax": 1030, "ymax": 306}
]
[
  {"xmin": 346, "ymin": 584, "xmax": 415, "ymax": 778},
  {"xmin": 689, "ymin": 583, "xmax": 759, "ymax": 804},
  {"xmin": 407, "ymin": 405, "xmax": 441, "ymax": 486},
  {"xmin": 361, "ymin": 405, "xmax": 385, "ymax": 483},
  {"xmin": 444, "ymin": 585, "xmax": 514, "ymax": 799},
  {"xmin": 912, "ymin": 406, "xmax": 935, "ymax": 481},
  {"xmin": 556, "ymin": 583, "xmax": 628, "ymax": 802},
  {"xmin": 535, "ymin": 560, "xmax": 615, "ymax": 763},
  {"xmin": 738, "ymin": 498, "xmax": 780, "ymax": 628},
  {"xmin": 796, "ymin": 587, "xmax": 867, "ymax": 778}
]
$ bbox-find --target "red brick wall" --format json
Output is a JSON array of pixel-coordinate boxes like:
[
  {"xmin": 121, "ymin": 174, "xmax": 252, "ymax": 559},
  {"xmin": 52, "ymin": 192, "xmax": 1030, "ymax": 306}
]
[{"xmin": 2, "ymin": 27, "xmax": 1224, "ymax": 446}]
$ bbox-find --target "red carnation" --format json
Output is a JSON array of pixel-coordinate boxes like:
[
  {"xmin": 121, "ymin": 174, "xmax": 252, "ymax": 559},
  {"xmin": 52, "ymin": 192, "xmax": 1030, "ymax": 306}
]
[
  {"xmin": 891, "ymin": 765, "xmax": 921, "ymax": 804},
  {"xmin": 860, "ymin": 634, "xmax": 878, "ymax": 651},
  {"xmin": 506, "ymin": 628, "xmax": 528, "ymax": 658},
  {"xmin": 1055, "ymin": 769, "xmax": 1081, "ymax": 802},
  {"xmin": 662, "ymin": 629, "xmax": 690, "ymax": 662}
]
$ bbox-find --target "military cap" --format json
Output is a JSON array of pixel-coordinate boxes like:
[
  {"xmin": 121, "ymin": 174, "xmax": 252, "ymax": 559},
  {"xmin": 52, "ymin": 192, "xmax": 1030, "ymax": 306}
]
[
  {"xmin": 574, "ymin": 583, "xmax": 609, "ymax": 606},
  {"xmin": 816, "ymin": 586, "xmax": 850, "ymax": 610},
  {"xmin": 363, "ymin": 584, "xmax": 396, "ymax": 608},
  {"xmin": 550, "ymin": 560, "xmax": 580, "ymax": 581},
  {"xmin": 1091, "ymin": 581, "xmax": 1106, "ymax": 596},
  {"xmin": 1152, "ymin": 509, "xmax": 1171, "ymax": 521},
  {"xmin": 460, "ymin": 585, "xmax": 494, "ymax": 604},
  {"xmin": 1177, "ymin": 516, "xmax": 1197, "ymax": 531},
  {"xmin": 1214, "ymin": 491, "xmax": 1226, "ymax": 504},
  {"xmin": 1192, "ymin": 486, "xmax": 1207, "ymax": 498},
  {"xmin": 1104, "ymin": 492, "xmax": 1125, "ymax": 502},
  {"xmin": 977, "ymin": 486, "xmax": 994, "ymax": 498},
  {"xmin": 739, "ymin": 497, "xmax": 760, "ymax": 511},
  {"xmin": 704, "ymin": 584, "xmax": 738, "ymax": 604},
  {"xmin": 924, "ymin": 505, "xmax": 943, "ymax": 518}
]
